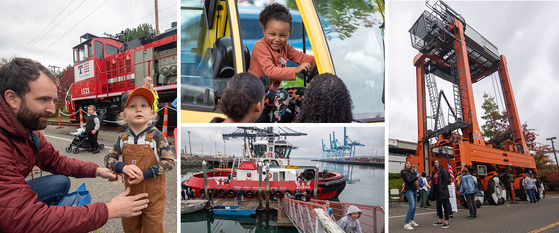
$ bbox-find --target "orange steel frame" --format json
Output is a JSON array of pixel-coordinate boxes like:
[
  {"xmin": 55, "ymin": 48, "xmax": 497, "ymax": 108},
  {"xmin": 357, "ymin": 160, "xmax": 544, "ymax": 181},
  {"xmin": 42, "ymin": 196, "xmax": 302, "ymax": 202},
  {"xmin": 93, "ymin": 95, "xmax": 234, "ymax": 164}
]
[{"xmin": 407, "ymin": 19, "xmax": 535, "ymax": 191}]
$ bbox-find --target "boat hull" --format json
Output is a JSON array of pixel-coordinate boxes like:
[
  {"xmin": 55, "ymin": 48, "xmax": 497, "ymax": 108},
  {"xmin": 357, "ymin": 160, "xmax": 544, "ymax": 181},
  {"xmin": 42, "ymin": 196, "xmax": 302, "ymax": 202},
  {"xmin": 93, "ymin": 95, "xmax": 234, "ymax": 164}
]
[{"xmin": 183, "ymin": 171, "xmax": 346, "ymax": 200}]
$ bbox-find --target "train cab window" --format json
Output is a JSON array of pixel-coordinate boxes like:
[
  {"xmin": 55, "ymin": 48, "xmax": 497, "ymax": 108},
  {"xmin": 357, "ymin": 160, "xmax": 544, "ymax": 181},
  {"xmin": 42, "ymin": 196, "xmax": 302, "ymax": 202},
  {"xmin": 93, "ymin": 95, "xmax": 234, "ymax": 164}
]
[
  {"xmin": 75, "ymin": 44, "xmax": 88, "ymax": 63},
  {"xmin": 95, "ymin": 41, "xmax": 104, "ymax": 59},
  {"xmin": 87, "ymin": 43, "xmax": 93, "ymax": 59},
  {"xmin": 106, "ymin": 44, "xmax": 118, "ymax": 56}
]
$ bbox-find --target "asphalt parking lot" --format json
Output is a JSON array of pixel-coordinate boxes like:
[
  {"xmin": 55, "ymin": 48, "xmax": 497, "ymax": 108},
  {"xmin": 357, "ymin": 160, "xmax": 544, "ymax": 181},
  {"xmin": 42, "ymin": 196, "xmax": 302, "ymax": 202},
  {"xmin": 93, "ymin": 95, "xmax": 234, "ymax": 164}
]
[
  {"xmin": 389, "ymin": 191, "xmax": 559, "ymax": 233},
  {"xmin": 25, "ymin": 124, "xmax": 178, "ymax": 233}
]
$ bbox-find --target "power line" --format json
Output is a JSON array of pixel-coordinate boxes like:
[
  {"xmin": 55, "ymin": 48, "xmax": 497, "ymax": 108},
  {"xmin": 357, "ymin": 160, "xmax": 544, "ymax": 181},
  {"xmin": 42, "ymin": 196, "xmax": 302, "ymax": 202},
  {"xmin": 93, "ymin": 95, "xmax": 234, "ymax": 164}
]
[
  {"xmin": 105, "ymin": 5, "xmax": 176, "ymax": 34},
  {"xmin": 36, "ymin": 0, "xmax": 110, "ymax": 58},
  {"xmin": 18, "ymin": 0, "xmax": 86, "ymax": 57}
]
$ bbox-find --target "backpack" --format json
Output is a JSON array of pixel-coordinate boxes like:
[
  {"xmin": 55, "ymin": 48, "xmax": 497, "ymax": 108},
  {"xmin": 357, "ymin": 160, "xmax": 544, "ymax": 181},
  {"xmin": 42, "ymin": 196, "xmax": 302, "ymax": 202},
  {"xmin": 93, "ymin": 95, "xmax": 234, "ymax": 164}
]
[{"xmin": 418, "ymin": 177, "xmax": 424, "ymax": 188}]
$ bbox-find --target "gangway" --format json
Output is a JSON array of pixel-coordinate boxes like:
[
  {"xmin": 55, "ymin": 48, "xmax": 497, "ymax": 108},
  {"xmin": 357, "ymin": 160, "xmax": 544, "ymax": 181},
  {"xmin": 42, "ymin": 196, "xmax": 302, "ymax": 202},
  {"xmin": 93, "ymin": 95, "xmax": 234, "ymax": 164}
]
[{"xmin": 282, "ymin": 198, "xmax": 384, "ymax": 233}]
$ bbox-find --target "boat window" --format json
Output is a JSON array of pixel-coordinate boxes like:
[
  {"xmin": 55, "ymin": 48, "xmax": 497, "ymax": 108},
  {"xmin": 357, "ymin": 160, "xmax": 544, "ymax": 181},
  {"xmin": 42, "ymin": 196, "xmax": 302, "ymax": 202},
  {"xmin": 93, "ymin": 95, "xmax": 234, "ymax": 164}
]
[
  {"xmin": 274, "ymin": 145, "xmax": 289, "ymax": 159},
  {"xmin": 254, "ymin": 144, "xmax": 266, "ymax": 158},
  {"xmin": 280, "ymin": 171, "xmax": 285, "ymax": 181},
  {"xmin": 314, "ymin": 0, "xmax": 385, "ymax": 122}
]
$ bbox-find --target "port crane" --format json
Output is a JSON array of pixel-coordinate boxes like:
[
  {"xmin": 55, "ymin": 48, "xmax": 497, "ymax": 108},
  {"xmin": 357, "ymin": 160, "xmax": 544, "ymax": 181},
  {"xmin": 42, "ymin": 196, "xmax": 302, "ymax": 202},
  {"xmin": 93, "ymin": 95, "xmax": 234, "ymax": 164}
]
[{"xmin": 407, "ymin": 0, "xmax": 543, "ymax": 206}]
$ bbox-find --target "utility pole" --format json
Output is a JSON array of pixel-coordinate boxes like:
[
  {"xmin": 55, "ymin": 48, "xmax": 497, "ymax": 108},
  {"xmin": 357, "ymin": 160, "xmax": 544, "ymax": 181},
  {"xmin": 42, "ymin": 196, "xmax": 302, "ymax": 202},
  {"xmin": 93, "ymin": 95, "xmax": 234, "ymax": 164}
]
[
  {"xmin": 547, "ymin": 137, "xmax": 558, "ymax": 170},
  {"xmin": 154, "ymin": 0, "xmax": 160, "ymax": 34},
  {"xmin": 188, "ymin": 131, "xmax": 192, "ymax": 157}
]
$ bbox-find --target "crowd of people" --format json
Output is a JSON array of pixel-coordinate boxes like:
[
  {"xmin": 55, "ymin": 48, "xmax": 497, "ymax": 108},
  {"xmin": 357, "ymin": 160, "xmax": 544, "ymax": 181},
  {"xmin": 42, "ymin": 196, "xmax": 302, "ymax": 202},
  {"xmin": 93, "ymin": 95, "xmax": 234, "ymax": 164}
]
[{"xmin": 401, "ymin": 159, "xmax": 545, "ymax": 231}]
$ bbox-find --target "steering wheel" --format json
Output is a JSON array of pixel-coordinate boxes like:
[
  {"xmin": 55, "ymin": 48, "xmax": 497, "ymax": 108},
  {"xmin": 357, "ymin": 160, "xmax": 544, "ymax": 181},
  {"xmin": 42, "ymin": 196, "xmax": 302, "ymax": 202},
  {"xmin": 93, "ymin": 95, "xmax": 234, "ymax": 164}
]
[{"xmin": 302, "ymin": 65, "xmax": 318, "ymax": 87}]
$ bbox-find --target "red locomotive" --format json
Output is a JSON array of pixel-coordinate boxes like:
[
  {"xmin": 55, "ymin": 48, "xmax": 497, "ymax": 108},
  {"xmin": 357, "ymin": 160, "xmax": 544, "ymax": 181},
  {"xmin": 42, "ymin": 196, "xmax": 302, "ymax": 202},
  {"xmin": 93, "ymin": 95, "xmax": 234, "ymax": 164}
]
[{"xmin": 66, "ymin": 23, "xmax": 177, "ymax": 125}]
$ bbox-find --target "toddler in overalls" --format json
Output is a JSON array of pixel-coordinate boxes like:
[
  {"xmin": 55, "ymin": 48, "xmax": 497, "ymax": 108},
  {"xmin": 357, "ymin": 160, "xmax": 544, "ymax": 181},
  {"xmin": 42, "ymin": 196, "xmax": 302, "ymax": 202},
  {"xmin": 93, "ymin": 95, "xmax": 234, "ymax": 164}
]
[{"xmin": 104, "ymin": 87, "xmax": 175, "ymax": 232}]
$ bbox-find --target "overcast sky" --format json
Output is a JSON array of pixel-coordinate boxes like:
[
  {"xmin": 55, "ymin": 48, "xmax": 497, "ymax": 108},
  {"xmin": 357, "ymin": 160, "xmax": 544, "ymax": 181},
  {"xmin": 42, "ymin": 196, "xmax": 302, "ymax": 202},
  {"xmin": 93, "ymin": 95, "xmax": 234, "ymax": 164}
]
[
  {"xmin": 181, "ymin": 126, "xmax": 385, "ymax": 159},
  {"xmin": 0, "ymin": 0, "xmax": 177, "ymax": 69},
  {"xmin": 387, "ymin": 1, "xmax": 559, "ymax": 153}
]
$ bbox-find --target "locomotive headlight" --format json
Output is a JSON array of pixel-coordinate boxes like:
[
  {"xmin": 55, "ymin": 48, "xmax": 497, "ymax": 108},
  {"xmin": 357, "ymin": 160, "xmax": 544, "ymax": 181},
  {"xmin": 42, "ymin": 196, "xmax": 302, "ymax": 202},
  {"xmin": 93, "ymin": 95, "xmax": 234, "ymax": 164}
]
[
  {"xmin": 161, "ymin": 67, "xmax": 170, "ymax": 76},
  {"xmin": 170, "ymin": 65, "xmax": 177, "ymax": 75}
]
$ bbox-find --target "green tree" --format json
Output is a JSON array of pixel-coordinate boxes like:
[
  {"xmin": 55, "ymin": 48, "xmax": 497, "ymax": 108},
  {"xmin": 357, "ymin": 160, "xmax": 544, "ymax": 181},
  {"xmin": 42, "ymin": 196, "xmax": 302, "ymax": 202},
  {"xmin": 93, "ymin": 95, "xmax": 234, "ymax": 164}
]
[
  {"xmin": 117, "ymin": 23, "xmax": 155, "ymax": 43},
  {"xmin": 480, "ymin": 93, "xmax": 556, "ymax": 176},
  {"xmin": 57, "ymin": 65, "xmax": 74, "ymax": 112}
]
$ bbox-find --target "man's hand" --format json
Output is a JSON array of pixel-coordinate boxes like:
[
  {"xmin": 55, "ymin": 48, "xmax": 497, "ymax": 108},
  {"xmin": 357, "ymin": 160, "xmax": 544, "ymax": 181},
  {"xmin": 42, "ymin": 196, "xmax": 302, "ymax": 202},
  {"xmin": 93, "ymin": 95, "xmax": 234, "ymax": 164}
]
[
  {"xmin": 96, "ymin": 167, "xmax": 117, "ymax": 181},
  {"xmin": 123, "ymin": 165, "xmax": 142, "ymax": 179},
  {"xmin": 107, "ymin": 187, "xmax": 149, "ymax": 219},
  {"xmin": 92, "ymin": 129, "xmax": 97, "ymax": 134},
  {"xmin": 128, "ymin": 172, "xmax": 145, "ymax": 185}
]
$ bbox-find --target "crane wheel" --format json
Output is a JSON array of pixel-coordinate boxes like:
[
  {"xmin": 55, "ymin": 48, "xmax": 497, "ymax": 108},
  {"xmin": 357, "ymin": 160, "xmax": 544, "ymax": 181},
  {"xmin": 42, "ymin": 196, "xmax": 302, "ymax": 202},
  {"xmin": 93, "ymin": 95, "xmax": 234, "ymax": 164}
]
[{"xmin": 486, "ymin": 176, "xmax": 506, "ymax": 205}]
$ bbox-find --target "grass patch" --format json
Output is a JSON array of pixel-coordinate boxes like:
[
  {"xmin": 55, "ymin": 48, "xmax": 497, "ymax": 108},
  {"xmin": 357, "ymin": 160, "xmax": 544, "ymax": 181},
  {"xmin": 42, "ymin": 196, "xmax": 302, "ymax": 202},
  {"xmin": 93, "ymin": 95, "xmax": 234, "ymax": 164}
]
[
  {"xmin": 279, "ymin": 75, "xmax": 305, "ymax": 88},
  {"xmin": 48, "ymin": 114, "xmax": 70, "ymax": 121}
]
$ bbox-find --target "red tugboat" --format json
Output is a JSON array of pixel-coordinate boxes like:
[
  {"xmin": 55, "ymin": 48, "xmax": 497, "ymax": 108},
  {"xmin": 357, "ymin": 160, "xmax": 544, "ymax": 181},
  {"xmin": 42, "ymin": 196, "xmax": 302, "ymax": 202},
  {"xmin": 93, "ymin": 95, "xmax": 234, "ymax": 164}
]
[{"xmin": 183, "ymin": 137, "xmax": 347, "ymax": 200}]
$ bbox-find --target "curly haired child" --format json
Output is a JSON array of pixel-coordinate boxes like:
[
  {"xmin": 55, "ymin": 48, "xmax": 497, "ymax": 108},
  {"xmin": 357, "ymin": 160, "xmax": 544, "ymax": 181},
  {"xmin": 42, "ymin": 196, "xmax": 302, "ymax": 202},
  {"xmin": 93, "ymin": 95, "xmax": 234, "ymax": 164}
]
[
  {"xmin": 211, "ymin": 72, "xmax": 265, "ymax": 123},
  {"xmin": 248, "ymin": 3, "xmax": 315, "ymax": 122},
  {"xmin": 297, "ymin": 73, "xmax": 353, "ymax": 123},
  {"xmin": 104, "ymin": 87, "xmax": 175, "ymax": 232}
]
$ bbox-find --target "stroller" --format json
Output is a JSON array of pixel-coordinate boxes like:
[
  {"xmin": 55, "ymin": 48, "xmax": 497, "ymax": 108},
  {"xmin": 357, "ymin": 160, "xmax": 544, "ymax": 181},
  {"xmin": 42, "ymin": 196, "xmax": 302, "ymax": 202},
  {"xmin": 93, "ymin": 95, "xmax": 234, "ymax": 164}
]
[{"xmin": 65, "ymin": 128, "xmax": 105, "ymax": 154}]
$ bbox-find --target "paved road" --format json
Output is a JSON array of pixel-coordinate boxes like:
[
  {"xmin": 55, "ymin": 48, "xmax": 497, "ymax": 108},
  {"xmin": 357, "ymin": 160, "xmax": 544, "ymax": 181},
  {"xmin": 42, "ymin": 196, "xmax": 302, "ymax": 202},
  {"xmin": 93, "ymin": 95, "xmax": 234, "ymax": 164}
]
[
  {"xmin": 389, "ymin": 191, "xmax": 559, "ymax": 233},
  {"xmin": 25, "ymin": 124, "xmax": 178, "ymax": 233}
]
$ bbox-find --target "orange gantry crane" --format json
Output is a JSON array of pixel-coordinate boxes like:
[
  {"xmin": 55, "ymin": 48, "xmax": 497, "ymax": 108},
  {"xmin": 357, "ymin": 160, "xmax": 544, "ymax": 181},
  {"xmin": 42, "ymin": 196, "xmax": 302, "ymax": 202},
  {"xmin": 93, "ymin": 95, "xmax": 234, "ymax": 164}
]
[{"xmin": 407, "ymin": 0, "xmax": 543, "ymax": 206}]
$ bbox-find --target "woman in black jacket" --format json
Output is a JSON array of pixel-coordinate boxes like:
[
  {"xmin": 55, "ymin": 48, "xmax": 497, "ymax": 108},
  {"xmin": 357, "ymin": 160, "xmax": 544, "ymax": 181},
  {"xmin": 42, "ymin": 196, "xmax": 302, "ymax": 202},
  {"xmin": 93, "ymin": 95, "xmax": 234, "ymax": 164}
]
[
  {"xmin": 431, "ymin": 159, "xmax": 451, "ymax": 228},
  {"xmin": 401, "ymin": 160, "xmax": 421, "ymax": 230}
]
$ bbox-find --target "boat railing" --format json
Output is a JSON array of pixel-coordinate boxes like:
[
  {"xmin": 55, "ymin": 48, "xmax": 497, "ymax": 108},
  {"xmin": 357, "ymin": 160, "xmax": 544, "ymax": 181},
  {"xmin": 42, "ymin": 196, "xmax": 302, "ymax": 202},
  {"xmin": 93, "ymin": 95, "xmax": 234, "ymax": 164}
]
[
  {"xmin": 282, "ymin": 198, "xmax": 326, "ymax": 233},
  {"xmin": 311, "ymin": 200, "xmax": 384, "ymax": 233},
  {"xmin": 282, "ymin": 198, "xmax": 385, "ymax": 233}
]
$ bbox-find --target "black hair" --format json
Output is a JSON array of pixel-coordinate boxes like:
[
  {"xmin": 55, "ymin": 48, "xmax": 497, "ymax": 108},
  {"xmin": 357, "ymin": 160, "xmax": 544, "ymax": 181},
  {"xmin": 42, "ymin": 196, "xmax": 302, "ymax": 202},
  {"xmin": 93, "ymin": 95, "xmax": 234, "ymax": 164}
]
[
  {"xmin": 298, "ymin": 73, "xmax": 353, "ymax": 123},
  {"xmin": 219, "ymin": 73, "xmax": 265, "ymax": 122},
  {"xmin": 0, "ymin": 57, "xmax": 57, "ymax": 99},
  {"xmin": 258, "ymin": 3, "xmax": 293, "ymax": 32}
]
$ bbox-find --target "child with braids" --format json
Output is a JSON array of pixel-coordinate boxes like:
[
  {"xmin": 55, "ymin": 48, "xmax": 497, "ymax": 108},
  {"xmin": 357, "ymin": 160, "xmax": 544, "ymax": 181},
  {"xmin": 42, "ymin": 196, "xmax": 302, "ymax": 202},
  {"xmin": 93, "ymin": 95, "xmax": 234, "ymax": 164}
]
[{"xmin": 248, "ymin": 3, "xmax": 315, "ymax": 122}]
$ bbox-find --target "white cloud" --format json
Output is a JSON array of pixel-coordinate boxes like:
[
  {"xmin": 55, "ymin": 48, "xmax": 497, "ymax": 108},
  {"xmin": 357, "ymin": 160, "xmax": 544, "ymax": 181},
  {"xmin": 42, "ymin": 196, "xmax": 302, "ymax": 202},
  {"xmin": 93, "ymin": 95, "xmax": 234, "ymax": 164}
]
[{"xmin": 0, "ymin": 0, "xmax": 177, "ymax": 68}]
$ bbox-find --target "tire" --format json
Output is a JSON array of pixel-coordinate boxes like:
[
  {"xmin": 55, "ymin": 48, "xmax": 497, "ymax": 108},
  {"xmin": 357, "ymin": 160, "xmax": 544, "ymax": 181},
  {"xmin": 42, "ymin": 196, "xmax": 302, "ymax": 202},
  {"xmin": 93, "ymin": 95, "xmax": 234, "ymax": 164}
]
[
  {"xmin": 274, "ymin": 190, "xmax": 283, "ymax": 198},
  {"xmin": 475, "ymin": 177, "xmax": 484, "ymax": 208},
  {"xmin": 536, "ymin": 179, "xmax": 546, "ymax": 200},
  {"xmin": 208, "ymin": 188, "xmax": 217, "ymax": 197},
  {"xmin": 227, "ymin": 188, "xmax": 236, "ymax": 198},
  {"xmin": 99, "ymin": 144, "xmax": 105, "ymax": 150},
  {"xmin": 217, "ymin": 188, "xmax": 226, "ymax": 197},
  {"xmin": 486, "ymin": 176, "xmax": 506, "ymax": 205},
  {"xmin": 199, "ymin": 188, "xmax": 205, "ymax": 197},
  {"xmin": 65, "ymin": 146, "xmax": 72, "ymax": 153},
  {"xmin": 284, "ymin": 190, "xmax": 293, "ymax": 196},
  {"xmin": 245, "ymin": 189, "xmax": 254, "ymax": 198},
  {"xmin": 73, "ymin": 147, "xmax": 79, "ymax": 154}
]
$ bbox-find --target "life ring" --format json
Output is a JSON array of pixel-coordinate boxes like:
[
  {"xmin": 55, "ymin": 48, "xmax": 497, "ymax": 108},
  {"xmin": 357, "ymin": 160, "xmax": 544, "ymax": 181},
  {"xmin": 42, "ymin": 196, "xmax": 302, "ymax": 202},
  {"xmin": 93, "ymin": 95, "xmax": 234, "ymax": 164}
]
[
  {"xmin": 269, "ymin": 172, "xmax": 273, "ymax": 179},
  {"xmin": 267, "ymin": 152, "xmax": 273, "ymax": 157}
]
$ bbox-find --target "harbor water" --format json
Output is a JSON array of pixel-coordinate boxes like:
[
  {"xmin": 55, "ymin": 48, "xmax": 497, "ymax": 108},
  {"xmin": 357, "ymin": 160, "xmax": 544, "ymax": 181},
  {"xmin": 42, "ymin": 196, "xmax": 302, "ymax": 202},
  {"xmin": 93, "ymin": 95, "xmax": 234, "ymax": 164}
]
[{"xmin": 180, "ymin": 158, "xmax": 384, "ymax": 232}]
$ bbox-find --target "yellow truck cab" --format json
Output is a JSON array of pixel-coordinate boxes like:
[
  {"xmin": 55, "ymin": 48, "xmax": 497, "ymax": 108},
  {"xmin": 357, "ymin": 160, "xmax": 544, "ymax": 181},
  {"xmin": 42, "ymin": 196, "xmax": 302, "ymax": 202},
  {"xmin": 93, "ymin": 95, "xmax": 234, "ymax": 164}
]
[{"xmin": 181, "ymin": 0, "xmax": 384, "ymax": 123}]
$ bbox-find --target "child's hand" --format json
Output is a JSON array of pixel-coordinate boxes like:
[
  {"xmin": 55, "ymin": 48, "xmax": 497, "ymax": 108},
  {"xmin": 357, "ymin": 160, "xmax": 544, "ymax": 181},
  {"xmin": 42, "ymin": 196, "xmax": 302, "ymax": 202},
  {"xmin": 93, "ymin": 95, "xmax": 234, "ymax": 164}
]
[
  {"xmin": 296, "ymin": 63, "xmax": 312, "ymax": 74},
  {"xmin": 128, "ymin": 172, "xmax": 145, "ymax": 185},
  {"xmin": 123, "ymin": 165, "xmax": 142, "ymax": 179}
]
